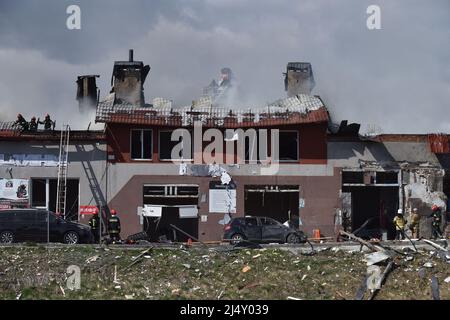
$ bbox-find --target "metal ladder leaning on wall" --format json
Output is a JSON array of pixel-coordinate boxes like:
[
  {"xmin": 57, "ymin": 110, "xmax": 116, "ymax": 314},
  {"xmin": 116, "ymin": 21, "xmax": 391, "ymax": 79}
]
[{"xmin": 56, "ymin": 124, "xmax": 70, "ymax": 219}]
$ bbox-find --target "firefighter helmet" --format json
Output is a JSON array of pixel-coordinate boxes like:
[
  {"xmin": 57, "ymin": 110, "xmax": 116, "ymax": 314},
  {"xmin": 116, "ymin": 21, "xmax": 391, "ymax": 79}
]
[{"xmin": 111, "ymin": 209, "xmax": 117, "ymax": 215}]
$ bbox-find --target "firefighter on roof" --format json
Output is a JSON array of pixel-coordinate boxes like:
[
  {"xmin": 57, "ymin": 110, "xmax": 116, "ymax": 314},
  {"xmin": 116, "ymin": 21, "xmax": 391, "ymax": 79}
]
[
  {"xmin": 29, "ymin": 117, "xmax": 38, "ymax": 132},
  {"xmin": 38, "ymin": 114, "xmax": 55, "ymax": 131},
  {"xmin": 13, "ymin": 113, "xmax": 29, "ymax": 132}
]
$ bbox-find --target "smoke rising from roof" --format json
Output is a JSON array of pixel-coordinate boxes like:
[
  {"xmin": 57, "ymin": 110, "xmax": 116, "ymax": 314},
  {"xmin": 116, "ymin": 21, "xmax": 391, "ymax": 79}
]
[{"xmin": 0, "ymin": 0, "xmax": 449, "ymax": 132}]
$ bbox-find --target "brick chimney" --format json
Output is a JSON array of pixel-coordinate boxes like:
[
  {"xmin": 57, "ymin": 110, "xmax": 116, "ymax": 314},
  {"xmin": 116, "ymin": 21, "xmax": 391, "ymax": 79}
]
[
  {"xmin": 284, "ymin": 62, "xmax": 315, "ymax": 97},
  {"xmin": 76, "ymin": 75, "xmax": 99, "ymax": 113},
  {"xmin": 111, "ymin": 49, "xmax": 150, "ymax": 107}
]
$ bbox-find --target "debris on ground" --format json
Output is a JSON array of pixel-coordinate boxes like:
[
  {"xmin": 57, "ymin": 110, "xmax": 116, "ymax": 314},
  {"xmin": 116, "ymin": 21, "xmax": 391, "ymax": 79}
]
[{"xmin": 0, "ymin": 242, "xmax": 448, "ymax": 300}]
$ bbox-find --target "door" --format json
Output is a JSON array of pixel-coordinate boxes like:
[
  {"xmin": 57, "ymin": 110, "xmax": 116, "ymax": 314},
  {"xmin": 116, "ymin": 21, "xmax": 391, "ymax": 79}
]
[
  {"xmin": 244, "ymin": 217, "xmax": 262, "ymax": 241},
  {"xmin": 32, "ymin": 210, "xmax": 48, "ymax": 242},
  {"xmin": 15, "ymin": 211, "xmax": 37, "ymax": 241},
  {"xmin": 261, "ymin": 217, "xmax": 285, "ymax": 242}
]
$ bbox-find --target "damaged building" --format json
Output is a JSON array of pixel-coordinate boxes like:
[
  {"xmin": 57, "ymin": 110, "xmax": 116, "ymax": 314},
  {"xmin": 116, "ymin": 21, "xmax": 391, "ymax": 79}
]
[{"xmin": 0, "ymin": 51, "xmax": 448, "ymax": 242}]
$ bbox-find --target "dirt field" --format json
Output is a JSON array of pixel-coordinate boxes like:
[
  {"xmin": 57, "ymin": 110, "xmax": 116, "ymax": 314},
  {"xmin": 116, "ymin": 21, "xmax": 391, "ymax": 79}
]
[{"xmin": 0, "ymin": 244, "xmax": 448, "ymax": 300}]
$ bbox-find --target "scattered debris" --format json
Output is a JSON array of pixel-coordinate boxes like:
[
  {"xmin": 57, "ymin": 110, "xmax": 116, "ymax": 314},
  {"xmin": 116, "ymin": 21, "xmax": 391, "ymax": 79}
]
[
  {"xmin": 423, "ymin": 262, "xmax": 434, "ymax": 268},
  {"xmin": 252, "ymin": 254, "xmax": 261, "ymax": 259},
  {"xmin": 287, "ymin": 296, "xmax": 302, "ymax": 300},
  {"xmin": 85, "ymin": 255, "xmax": 100, "ymax": 264},
  {"xmin": 242, "ymin": 266, "xmax": 251, "ymax": 273},
  {"xmin": 431, "ymin": 276, "xmax": 440, "ymax": 300},
  {"xmin": 444, "ymin": 277, "xmax": 450, "ymax": 283},
  {"xmin": 368, "ymin": 261, "xmax": 395, "ymax": 300},
  {"xmin": 364, "ymin": 251, "xmax": 391, "ymax": 266}
]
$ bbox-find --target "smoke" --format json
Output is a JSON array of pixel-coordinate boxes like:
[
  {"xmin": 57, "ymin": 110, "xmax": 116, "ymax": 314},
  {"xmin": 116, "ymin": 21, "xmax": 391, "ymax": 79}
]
[{"xmin": 0, "ymin": 0, "xmax": 449, "ymax": 132}]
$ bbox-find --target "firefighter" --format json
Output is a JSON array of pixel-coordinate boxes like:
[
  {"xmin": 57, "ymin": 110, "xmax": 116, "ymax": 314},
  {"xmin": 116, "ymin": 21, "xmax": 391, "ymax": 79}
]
[
  {"xmin": 430, "ymin": 205, "xmax": 443, "ymax": 239},
  {"xmin": 393, "ymin": 209, "xmax": 407, "ymax": 240},
  {"xmin": 29, "ymin": 117, "xmax": 38, "ymax": 132},
  {"xmin": 89, "ymin": 208, "xmax": 100, "ymax": 243},
  {"xmin": 38, "ymin": 114, "xmax": 54, "ymax": 131},
  {"xmin": 13, "ymin": 113, "xmax": 29, "ymax": 132},
  {"xmin": 409, "ymin": 208, "xmax": 421, "ymax": 238},
  {"xmin": 108, "ymin": 209, "xmax": 121, "ymax": 244}
]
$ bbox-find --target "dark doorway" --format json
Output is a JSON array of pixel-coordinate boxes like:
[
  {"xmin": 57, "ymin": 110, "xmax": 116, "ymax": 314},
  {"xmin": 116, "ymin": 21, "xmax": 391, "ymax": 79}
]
[
  {"xmin": 343, "ymin": 186, "xmax": 398, "ymax": 239},
  {"xmin": 142, "ymin": 185, "xmax": 199, "ymax": 242},
  {"xmin": 244, "ymin": 185, "xmax": 299, "ymax": 227}
]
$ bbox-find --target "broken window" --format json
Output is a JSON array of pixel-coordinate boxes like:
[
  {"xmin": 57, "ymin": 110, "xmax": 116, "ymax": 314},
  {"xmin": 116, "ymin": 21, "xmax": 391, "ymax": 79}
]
[
  {"xmin": 342, "ymin": 171, "xmax": 364, "ymax": 184},
  {"xmin": 278, "ymin": 131, "xmax": 299, "ymax": 161},
  {"xmin": 376, "ymin": 171, "xmax": 398, "ymax": 184},
  {"xmin": 31, "ymin": 179, "xmax": 46, "ymax": 207},
  {"xmin": 159, "ymin": 130, "xmax": 192, "ymax": 161},
  {"xmin": 131, "ymin": 129, "xmax": 152, "ymax": 160}
]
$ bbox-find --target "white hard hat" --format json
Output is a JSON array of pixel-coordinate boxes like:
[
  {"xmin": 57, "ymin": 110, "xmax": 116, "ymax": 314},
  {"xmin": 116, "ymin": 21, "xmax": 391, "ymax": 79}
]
[{"xmin": 397, "ymin": 209, "xmax": 403, "ymax": 214}]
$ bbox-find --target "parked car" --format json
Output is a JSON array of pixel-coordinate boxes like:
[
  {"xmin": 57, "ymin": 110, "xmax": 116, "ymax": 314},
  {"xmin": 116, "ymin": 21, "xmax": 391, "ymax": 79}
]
[
  {"xmin": 0, "ymin": 209, "xmax": 93, "ymax": 244},
  {"xmin": 223, "ymin": 216, "xmax": 307, "ymax": 244}
]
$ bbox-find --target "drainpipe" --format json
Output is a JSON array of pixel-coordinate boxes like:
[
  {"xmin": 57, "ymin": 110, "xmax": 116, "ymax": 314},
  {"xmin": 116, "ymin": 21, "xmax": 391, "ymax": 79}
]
[{"xmin": 398, "ymin": 169, "xmax": 404, "ymax": 212}]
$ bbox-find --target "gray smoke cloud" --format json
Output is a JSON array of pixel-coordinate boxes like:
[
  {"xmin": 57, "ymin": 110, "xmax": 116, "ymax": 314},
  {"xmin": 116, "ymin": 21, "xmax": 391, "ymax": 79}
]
[{"xmin": 0, "ymin": 0, "xmax": 449, "ymax": 132}]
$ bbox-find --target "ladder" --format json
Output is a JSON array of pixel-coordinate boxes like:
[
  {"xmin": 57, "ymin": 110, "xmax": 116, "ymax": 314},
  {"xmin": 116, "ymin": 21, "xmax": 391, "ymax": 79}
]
[{"xmin": 56, "ymin": 124, "xmax": 70, "ymax": 218}]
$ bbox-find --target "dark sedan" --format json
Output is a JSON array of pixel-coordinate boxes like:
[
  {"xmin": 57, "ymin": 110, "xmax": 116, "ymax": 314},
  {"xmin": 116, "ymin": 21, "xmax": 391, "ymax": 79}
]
[
  {"xmin": 0, "ymin": 209, "xmax": 93, "ymax": 244},
  {"xmin": 223, "ymin": 216, "xmax": 307, "ymax": 244}
]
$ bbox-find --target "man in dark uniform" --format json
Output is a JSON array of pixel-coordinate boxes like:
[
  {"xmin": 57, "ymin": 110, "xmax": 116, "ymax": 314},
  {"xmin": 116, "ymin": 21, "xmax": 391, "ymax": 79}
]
[
  {"xmin": 89, "ymin": 208, "xmax": 100, "ymax": 243},
  {"xmin": 430, "ymin": 205, "xmax": 443, "ymax": 239},
  {"xmin": 108, "ymin": 209, "xmax": 121, "ymax": 244},
  {"xmin": 13, "ymin": 113, "xmax": 29, "ymax": 132},
  {"xmin": 29, "ymin": 117, "xmax": 38, "ymax": 132},
  {"xmin": 39, "ymin": 114, "xmax": 55, "ymax": 131}
]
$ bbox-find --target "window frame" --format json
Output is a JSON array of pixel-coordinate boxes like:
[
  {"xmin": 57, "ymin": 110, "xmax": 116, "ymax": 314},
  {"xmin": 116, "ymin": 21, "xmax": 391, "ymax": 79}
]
[
  {"xmin": 277, "ymin": 130, "xmax": 299, "ymax": 162},
  {"xmin": 158, "ymin": 129, "xmax": 193, "ymax": 162},
  {"xmin": 130, "ymin": 129, "xmax": 153, "ymax": 161}
]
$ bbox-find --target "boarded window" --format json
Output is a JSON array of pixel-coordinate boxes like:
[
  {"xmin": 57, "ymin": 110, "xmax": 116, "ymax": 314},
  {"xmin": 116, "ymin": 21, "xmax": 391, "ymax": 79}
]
[
  {"xmin": 278, "ymin": 131, "xmax": 298, "ymax": 161},
  {"xmin": 130, "ymin": 129, "xmax": 152, "ymax": 160}
]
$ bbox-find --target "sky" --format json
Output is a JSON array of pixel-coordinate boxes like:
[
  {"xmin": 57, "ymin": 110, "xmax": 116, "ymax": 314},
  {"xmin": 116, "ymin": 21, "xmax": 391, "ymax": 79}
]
[{"xmin": 0, "ymin": 0, "xmax": 449, "ymax": 133}]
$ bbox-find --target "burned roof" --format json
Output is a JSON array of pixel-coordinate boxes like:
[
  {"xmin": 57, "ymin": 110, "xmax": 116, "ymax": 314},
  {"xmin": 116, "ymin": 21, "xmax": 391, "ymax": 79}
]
[
  {"xmin": 95, "ymin": 93, "xmax": 329, "ymax": 128},
  {"xmin": 0, "ymin": 122, "xmax": 105, "ymax": 141}
]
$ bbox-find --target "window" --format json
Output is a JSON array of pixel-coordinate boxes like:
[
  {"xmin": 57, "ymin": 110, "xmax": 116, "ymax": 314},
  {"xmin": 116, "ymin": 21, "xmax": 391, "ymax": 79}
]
[
  {"xmin": 261, "ymin": 217, "xmax": 279, "ymax": 226},
  {"xmin": 159, "ymin": 130, "xmax": 192, "ymax": 161},
  {"xmin": 131, "ymin": 129, "xmax": 152, "ymax": 160},
  {"xmin": 31, "ymin": 179, "xmax": 46, "ymax": 207},
  {"xmin": 278, "ymin": 131, "xmax": 299, "ymax": 161},
  {"xmin": 245, "ymin": 217, "xmax": 258, "ymax": 226}
]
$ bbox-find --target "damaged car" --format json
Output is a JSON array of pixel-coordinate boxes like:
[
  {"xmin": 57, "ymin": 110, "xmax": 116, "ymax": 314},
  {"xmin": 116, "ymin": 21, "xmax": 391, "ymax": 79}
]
[{"xmin": 223, "ymin": 216, "xmax": 307, "ymax": 244}]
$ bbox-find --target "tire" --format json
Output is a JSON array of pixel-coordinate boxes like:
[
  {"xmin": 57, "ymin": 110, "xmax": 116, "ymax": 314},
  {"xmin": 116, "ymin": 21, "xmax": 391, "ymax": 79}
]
[
  {"xmin": 286, "ymin": 233, "xmax": 300, "ymax": 244},
  {"xmin": 0, "ymin": 231, "xmax": 14, "ymax": 244},
  {"xmin": 230, "ymin": 233, "xmax": 244, "ymax": 245},
  {"xmin": 63, "ymin": 231, "xmax": 80, "ymax": 244}
]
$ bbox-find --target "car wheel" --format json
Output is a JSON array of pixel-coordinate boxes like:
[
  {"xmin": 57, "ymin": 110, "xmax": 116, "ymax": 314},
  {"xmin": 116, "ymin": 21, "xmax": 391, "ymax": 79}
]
[
  {"xmin": 63, "ymin": 231, "xmax": 80, "ymax": 244},
  {"xmin": 231, "ymin": 233, "xmax": 244, "ymax": 245},
  {"xmin": 286, "ymin": 233, "xmax": 300, "ymax": 244},
  {"xmin": 0, "ymin": 231, "xmax": 14, "ymax": 244}
]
